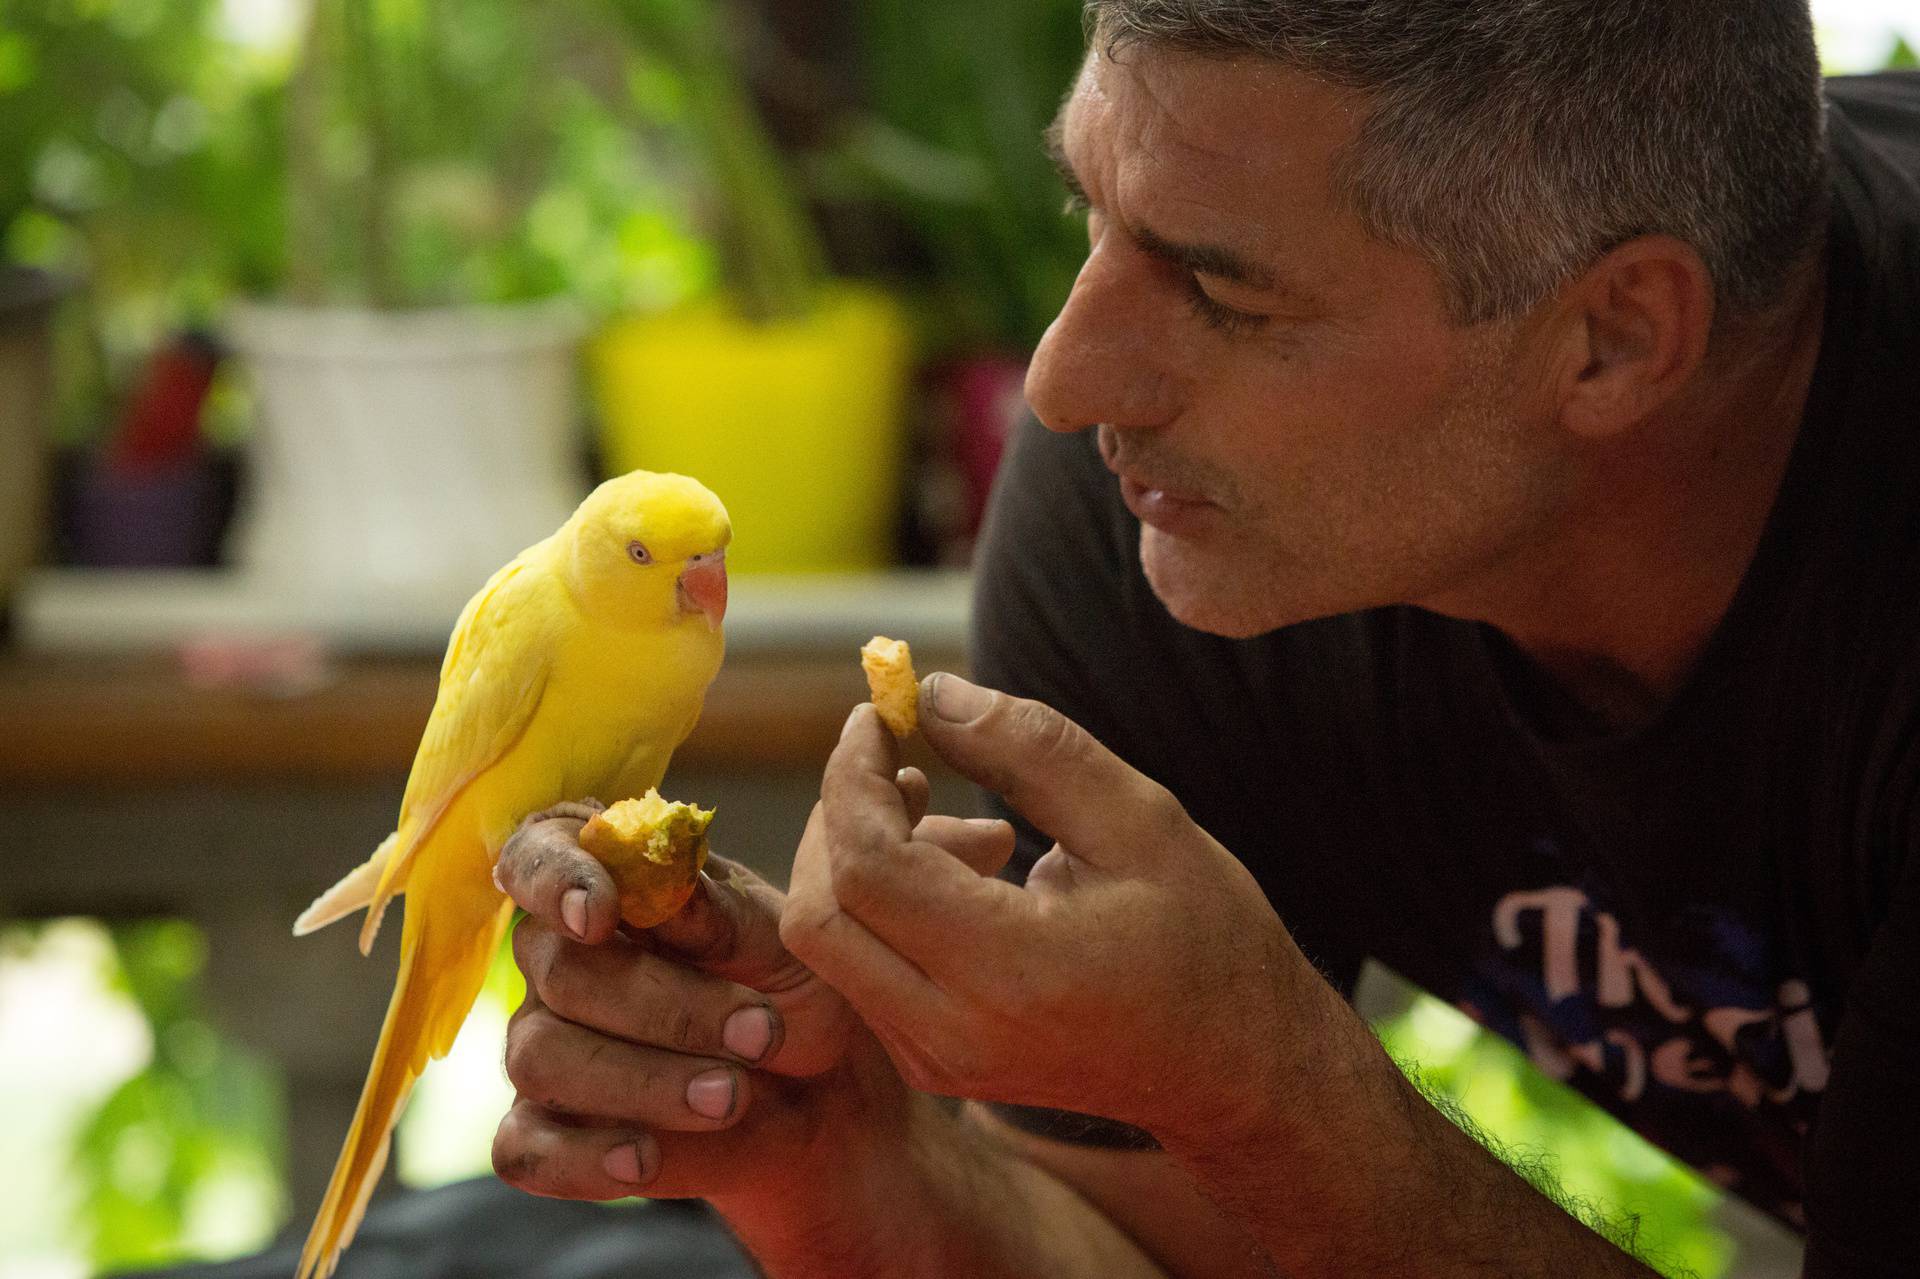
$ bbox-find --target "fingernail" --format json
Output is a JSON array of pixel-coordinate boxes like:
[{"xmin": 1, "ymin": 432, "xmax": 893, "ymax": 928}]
[
  {"xmin": 965, "ymin": 817, "xmax": 1004, "ymax": 829},
  {"xmin": 491, "ymin": 861, "xmax": 506, "ymax": 893},
  {"xmin": 602, "ymin": 1137, "xmax": 656, "ymax": 1185},
  {"xmin": 722, "ymin": 1006, "xmax": 775, "ymax": 1063},
  {"xmin": 929, "ymin": 673, "xmax": 992, "ymax": 723},
  {"xmin": 686, "ymin": 1068, "xmax": 737, "ymax": 1120},
  {"xmin": 561, "ymin": 888, "xmax": 588, "ymax": 939},
  {"xmin": 840, "ymin": 705, "xmax": 866, "ymax": 741}
]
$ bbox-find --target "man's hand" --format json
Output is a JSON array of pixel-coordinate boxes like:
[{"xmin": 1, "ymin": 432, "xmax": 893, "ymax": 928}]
[
  {"xmin": 489, "ymin": 802, "xmax": 870, "ymax": 1204},
  {"xmin": 781, "ymin": 676, "xmax": 1326, "ymax": 1150},
  {"xmin": 785, "ymin": 681, "xmax": 1665, "ymax": 1279},
  {"xmin": 487, "ymin": 798, "xmax": 1020, "ymax": 1205}
]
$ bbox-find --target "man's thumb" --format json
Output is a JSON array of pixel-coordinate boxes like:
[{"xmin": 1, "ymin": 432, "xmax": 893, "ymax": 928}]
[
  {"xmin": 649, "ymin": 857, "xmax": 796, "ymax": 988},
  {"xmin": 916, "ymin": 673, "xmax": 1170, "ymax": 864}
]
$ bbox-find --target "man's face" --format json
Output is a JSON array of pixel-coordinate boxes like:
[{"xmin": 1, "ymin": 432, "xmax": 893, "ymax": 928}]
[{"xmin": 1026, "ymin": 47, "xmax": 1570, "ymax": 638}]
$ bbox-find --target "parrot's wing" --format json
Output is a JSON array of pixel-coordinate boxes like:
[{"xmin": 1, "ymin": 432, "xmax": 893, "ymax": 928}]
[{"xmin": 356, "ymin": 554, "xmax": 569, "ymax": 953}]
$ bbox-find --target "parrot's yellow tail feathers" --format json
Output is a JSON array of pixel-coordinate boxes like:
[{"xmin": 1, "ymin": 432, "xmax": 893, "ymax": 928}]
[
  {"xmin": 294, "ymin": 834, "xmax": 400, "ymax": 940},
  {"xmin": 295, "ymin": 868, "xmax": 511, "ymax": 1279}
]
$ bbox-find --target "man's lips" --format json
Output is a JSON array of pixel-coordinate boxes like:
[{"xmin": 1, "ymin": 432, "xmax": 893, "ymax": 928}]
[
  {"xmin": 1097, "ymin": 427, "xmax": 1220, "ymax": 532},
  {"xmin": 1118, "ymin": 475, "xmax": 1217, "ymax": 533}
]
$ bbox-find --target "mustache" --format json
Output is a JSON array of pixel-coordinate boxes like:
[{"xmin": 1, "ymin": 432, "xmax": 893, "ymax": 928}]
[{"xmin": 1096, "ymin": 425, "xmax": 1233, "ymax": 505}]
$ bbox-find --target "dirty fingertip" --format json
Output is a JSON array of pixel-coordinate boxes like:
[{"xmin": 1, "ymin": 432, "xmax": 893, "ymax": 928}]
[{"xmin": 603, "ymin": 1136, "xmax": 656, "ymax": 1186}]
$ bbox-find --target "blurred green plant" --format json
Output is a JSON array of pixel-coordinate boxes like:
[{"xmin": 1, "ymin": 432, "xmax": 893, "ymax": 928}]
[
  {"xmin": 0, "ymin": 0, "xmax": 289, "ymax": 440},
  {"xmin": 1374, "ymin": 989, "xmax": 1737, "ymax": 1279},
  {"xmin": 840, "ymin": 0, "xmax": 1088, "ymax": 353},
  {"xmin": 597, "ymin": 0, "xmax": 827, "ymax": 320},
  {"xmin": 74, "ymin": 920, "xmax": 282, "ymax": 1273},
  {"xmin": 0, "ymin": 0, "xmax": 833, "ymax": 435},
  {"xmin": 280, "ymin": 0, "xmax": 833, "ymax": 318},
  {"xmin": 0, "ymin": 0, "xmax": 285, "ymax": 290},
  {"xmin": 280, "ymin": 0, "xmax": 716, "ymax": 311}
]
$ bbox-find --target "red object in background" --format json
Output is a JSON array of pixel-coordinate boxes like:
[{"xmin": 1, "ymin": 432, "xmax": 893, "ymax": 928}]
[
  {"xmin": 909, "ymin": 354, "xmax": 1031, "ymax": 566},
  {"xmin": 943, "ymin": 354, "xmax": 1030, "ymax": 533},
  {"xmin": 64, "ymin": 328, "xmax": 236, "ymax": 567},
  {"xmin": 178, "ymin": 633, "xmax": 334, "ymax": 697},
  {"xmin": 108, "ymin": 329, "xmax": 222, "ymax": 473}
]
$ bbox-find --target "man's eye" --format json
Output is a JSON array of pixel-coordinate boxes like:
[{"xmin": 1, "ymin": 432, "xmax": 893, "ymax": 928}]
[{"xmin": 1183, "ymin": 275, "xmax": 1270, "ymax": 338}]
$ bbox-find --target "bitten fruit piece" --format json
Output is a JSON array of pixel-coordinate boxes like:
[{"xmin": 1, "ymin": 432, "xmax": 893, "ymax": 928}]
[
  {"xmin": 577, "ymin": 789, "xmax": 716, "ymax": 928},
  {"xmin": 861, "ymin": 635, "xmax": 918, "ymax": 737}
]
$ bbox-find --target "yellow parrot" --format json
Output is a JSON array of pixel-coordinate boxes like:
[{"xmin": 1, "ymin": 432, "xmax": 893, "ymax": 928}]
[{"xmin": 288, "ymin": 470, "xmax": 730, "ymax": 1279}]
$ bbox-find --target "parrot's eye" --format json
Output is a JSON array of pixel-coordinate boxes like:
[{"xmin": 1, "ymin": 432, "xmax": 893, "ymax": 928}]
[{"xmin": 626, "ymin": 540, "xmax": 653, "ymax": 566}]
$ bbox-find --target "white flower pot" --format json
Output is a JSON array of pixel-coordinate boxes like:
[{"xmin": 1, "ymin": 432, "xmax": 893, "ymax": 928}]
[{"xmin": 226, "ymin": 300, "xmax": 589, "ymax": 603}]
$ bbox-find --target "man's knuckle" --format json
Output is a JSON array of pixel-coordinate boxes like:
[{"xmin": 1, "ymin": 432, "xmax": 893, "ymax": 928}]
[
  {"xmin": 491, "ymin": 1111, "xmax": 541, "ymax": 1185},
  {"xmin": 511, "ymin": 918, "xmax": 546, "ymax": 972},
  {"xmin": 536, "ymin": 951, "xmax": 587, "ymax": 1016},
  {"xmin": 709, "ymin": 903, "xmax": 751, "ymax": 967},
  {"xmin": 505, "ymin": 993, "xmax": 539, "ymax": 1035},
  {"xmin": 1003, "ymin": 696, "xmax": 1052, "ymax": 742},
  {"xmin": 503, "ymin": 1020, "xmax": 555, "ymax": 1093},
  {"xmin": 1005, "ymin": 697, "xmax": 1089, "ymax": 767},
  {"xmin": 829, "ymin": 854, "xmax": 889, "ymax": 912},
  {"xmin": 778, "ymin": 898, "xmax": 833, "ymax": 955},
  {"xmin": 818, "ymin": 772, "xmax": 867, "ymax": 827},
  {"xmin": 665, "ymin": 1003, "xmax": 701, "ymax": 1054},
  {"xmin": 502, "ymin": 1028, "xmax": 534, "ymax": 1089},
  {"xmin": 1138, "ymin": 776, "xmax": 1181, "ymax": 821},
  {"xmin": 491, "ymin": 1140, "xmax": 537, "ymax": 1186},
  {"xmin": 775, "ymin": 906, "xmax": 809, "ymax": 951}
]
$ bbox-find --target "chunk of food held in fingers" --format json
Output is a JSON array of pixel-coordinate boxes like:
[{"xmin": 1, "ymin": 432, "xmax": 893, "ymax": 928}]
[
  {"xmin": 860, "ymin": 635, "xmax": 919, "ymax": 738},
  {"xmin": 287, "ymin": 470, "xmax": 730, "ymax": 1279}
]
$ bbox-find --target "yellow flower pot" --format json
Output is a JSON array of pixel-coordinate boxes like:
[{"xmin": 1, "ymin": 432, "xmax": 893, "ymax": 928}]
[{"xmin": 590, "ymin": 285, "xmax": 912, "ymax": 574}]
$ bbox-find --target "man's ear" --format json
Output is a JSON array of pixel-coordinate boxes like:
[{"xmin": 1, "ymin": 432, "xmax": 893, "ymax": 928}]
[{"xmin": 1553, "ymin": 235, "xmax": 1715, "ymax": 439}]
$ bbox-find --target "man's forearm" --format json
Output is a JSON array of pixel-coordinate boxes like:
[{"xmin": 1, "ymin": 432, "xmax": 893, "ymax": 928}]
[
  {"xmin": 710, "ymin": 1091, "xmax": 1166, "ymax": 1279},
  {"xmin": 1164, "ymin": 982, "xmax": 1667, "ymax": 1279}
]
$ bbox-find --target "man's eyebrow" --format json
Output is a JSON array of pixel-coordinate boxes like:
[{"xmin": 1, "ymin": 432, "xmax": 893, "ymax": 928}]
[
  {"xmin": 1131, "ymin": 225, "xmax": 1279, "ymax": 291},
  {"xmin": 1043, "ymin": 116, "xmax": 1089, "ymax": 208},
  {"xmin": 1042, "ymin": 113, "xmax": 1280, "ymax": 293}
]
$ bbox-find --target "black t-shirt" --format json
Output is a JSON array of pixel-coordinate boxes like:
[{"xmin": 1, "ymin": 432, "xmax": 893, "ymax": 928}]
[{"xmin": 972, "ymin": 72, "xmax": 1920, "ymax": 1277}]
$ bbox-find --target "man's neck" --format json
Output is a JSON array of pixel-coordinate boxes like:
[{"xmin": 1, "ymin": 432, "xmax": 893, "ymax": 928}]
[{"xmin": 1446, "ymin": 267, "xmax": 1829, "ymax": 732}]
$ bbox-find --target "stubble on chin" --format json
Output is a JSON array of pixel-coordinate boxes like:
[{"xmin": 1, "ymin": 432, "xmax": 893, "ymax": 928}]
[{"xmin": 1137, "ymin": 525, "xmax": 1301, "ymax": 640}]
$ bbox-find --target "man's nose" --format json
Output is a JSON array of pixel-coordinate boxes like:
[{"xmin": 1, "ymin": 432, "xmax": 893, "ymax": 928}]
[{"xmin": 1024, "ymin": 240, "xmax": 1179, "ymax": 436}]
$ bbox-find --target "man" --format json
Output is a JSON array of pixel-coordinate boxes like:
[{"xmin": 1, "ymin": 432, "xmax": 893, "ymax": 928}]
[{"xmin": 490, "ymin": 2, "xmax": 1920, "ymax": 1274}]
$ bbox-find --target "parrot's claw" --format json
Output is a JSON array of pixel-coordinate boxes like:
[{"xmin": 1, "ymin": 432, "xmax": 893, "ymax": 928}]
[{"xmin": 515, "ymin": 798, "xmax": 608, "ymax": 830}]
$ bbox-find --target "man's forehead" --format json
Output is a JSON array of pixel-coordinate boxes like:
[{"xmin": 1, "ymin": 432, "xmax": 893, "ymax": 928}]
[{"xmin": 1060, "ymin": 48, "xmax": 1356, "ymax": 194}]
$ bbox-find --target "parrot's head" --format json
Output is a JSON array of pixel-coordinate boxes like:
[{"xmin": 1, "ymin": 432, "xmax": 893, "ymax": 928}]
[{"xmin": 564, "ymin": 470, "xmax": 731, "ymax": 632}]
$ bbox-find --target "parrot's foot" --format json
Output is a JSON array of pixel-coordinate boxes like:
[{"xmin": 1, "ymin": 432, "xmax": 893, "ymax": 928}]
[{"xmin": 521, "ymin": 798, "xmax": 608, "ymax": 825}]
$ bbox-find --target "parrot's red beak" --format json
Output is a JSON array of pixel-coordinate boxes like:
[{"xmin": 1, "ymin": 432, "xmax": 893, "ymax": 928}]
[{"xmin": 677, "ymin": 552, "xmax": 728, "ymax": 630}]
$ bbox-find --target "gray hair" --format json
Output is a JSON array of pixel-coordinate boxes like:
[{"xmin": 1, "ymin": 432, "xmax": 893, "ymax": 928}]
[{"xmin": 1085, "ymin": 1, "xmax": 1829, "ymax": 325}]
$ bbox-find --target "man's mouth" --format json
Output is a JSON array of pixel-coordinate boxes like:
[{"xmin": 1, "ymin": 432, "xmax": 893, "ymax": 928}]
[
  {"xmin": 1098, "ymin": 427, "xmax": 1218, "ymax": 531},
  {"xmin": 1116, "ymin": 475, "xmax": 1217, "ymax": 534}
]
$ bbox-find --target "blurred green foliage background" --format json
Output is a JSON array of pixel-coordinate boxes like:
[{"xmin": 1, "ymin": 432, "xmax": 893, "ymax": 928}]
[{"xmin": 0, "ymin": 0, "xmax": 1095, "ymax": 450}]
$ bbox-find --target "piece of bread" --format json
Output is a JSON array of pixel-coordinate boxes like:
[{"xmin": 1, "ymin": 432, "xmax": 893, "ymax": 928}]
[
  {"xmin": 577, "ymin": 789, "xmax": 715, "ymax": 928},
  {"xmin": 860, "ymin": 635, "xmax": 918, "ymax": 737}
]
